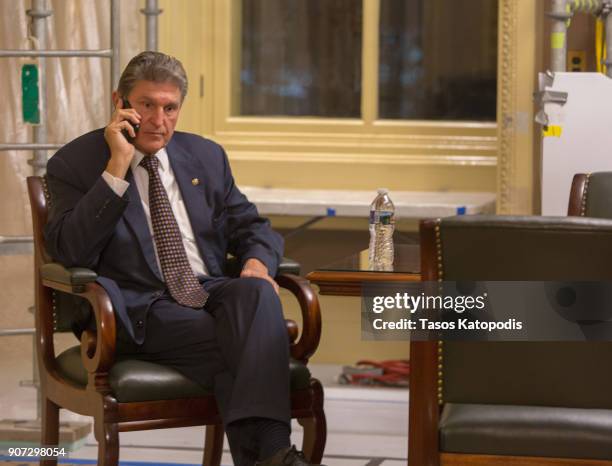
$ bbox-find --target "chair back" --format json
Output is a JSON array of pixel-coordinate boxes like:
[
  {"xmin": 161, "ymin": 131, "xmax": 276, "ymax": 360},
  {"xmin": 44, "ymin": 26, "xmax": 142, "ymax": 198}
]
[
  {"xmin": 419, "ymin": 215, "xmax": 612, "ymax": 410},
  {"xmin": 27, "ymin": 176, "xmax": 87, "ymax": 334},
  {"xmin": 568, "ymin": 172, "xmax": 612, "ymax": 218},
  {"xmin": 26, "ymin": 176, "xmax": 51, "ymax": 267}
]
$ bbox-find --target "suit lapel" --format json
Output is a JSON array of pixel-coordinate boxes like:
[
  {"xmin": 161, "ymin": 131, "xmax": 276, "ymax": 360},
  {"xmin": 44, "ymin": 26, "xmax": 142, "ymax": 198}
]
[
  {"xmin": 122, "ymin": 169, "xmax": 163, "ymax": 280},
  {"xmin": 165, "ymin": 139, "xmax": 211, "ymax": 260}
]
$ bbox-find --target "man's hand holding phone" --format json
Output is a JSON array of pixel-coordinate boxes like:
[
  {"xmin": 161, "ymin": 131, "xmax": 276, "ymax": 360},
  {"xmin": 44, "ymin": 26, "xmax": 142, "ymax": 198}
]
[
  {"xmin": 104, "ymin": 97, "xmax": 142, "ymax": 179},
  {"xmin": 120, "ymin": 98, "xmax": 140, "ymax": 142}
]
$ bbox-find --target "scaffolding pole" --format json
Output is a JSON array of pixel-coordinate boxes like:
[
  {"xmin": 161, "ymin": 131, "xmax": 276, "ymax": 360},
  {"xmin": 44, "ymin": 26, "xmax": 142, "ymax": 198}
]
[
  {"xmin": 548, "ymin": 0, "xmax": 612, "ymax": 73},
  {"xmin": 28, "ymin": 0, "xmax": 50, "ymax": 176},
  {"xmin": 141, "ymin": 0, "xmax": 163, "ymax": 51},
  {"xmin": 110, "ymin": 0, "xmax": 120, "ymax": 92},
  {"xmin": 0, "ymin": 49, "xmax": 112, "ymax": 57},
  {"xmin": 604, "ymin": 2, "xmax": 612, "ymax": 76},
  {"xmin": 0, "ymin": 143, "xmax": 63, "ymax": 151}
]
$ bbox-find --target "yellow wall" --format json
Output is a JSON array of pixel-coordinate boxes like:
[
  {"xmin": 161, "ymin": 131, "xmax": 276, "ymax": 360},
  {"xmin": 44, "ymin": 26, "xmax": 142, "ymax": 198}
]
[
  {"xmin": 158, "ymin": 0, "xmax": 207, "ymax": 135},
  {"xmin": 159, "ymin": 0, "xmax": 500, "ymax": 195},
  {"xmin": 158, "ymin": 0, "xmax": 544, "ymax": 363},
  {"xmin": 159, "ymin": 0, "xmax": 542, "ymax": 211}
]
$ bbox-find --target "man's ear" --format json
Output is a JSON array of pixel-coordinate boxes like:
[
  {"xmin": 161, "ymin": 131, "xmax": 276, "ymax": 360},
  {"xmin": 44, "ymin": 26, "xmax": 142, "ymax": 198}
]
[{"xmin": 111, "ymin": 90, "xmax": 121, "ymax": 109}]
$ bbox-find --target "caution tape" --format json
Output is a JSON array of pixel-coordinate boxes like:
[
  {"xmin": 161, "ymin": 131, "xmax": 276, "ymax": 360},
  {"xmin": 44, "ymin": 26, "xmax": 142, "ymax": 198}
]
[{"xmin": 543, "ymin": 125, "xmax": 563, "ymax": 138}]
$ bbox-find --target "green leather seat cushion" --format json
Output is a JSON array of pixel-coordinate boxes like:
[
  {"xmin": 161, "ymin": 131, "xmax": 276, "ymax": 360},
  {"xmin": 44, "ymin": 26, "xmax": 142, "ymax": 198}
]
[
  {"xmin": 440, "ymin": 402, "xmax": 612, "ymax": 460},
  {"xmin": 56, "ymin": 345, "xmax": 311, "ymax": 403}
]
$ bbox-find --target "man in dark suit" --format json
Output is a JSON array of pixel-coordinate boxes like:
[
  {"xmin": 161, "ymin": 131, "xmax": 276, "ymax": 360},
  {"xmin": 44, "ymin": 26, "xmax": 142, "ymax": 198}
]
[{"xmin": 44, "ymin": 51, "xmax": 320, "ymax": 466}]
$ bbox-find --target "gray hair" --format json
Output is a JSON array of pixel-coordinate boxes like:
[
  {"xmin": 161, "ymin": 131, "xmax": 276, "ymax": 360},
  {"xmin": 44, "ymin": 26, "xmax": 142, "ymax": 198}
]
[{"xmin": 117, "ymin": 51, "xmax": 188, "ymax": 101}]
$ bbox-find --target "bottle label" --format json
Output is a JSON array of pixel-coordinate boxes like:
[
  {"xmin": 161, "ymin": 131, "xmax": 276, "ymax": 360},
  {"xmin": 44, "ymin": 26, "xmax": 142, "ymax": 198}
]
[{"xmin": 370, "ymin": 210, "xmax": 394, "ymax": 225}]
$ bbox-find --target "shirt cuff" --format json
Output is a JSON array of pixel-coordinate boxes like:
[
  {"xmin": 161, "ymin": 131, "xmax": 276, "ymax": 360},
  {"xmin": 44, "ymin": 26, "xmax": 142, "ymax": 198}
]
[{"xmin": 102, "ymin": 171, "xmax": 130, "ymax": 197}]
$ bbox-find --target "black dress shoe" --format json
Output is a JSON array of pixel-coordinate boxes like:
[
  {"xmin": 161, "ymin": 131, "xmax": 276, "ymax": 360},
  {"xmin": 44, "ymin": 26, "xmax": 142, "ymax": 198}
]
[{"xmin": 256, "ymin": 445, "xmax": 326, "ymax": 466}]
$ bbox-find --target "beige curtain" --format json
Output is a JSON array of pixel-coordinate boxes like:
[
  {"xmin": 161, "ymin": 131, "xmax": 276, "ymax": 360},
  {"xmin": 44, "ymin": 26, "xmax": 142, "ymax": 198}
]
[
  {"xmin": 0, "ymin": 0, "xmax": 143, "ymax": 389},
  {"xmin": 0, "ymin": 0, "xmax": 143, "ymax": 236}
]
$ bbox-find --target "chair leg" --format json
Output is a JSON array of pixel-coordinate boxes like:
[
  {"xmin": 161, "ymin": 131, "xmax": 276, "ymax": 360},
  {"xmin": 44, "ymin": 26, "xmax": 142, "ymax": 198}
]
[
  {"xmin": 203, "ymin": 423, "xmax": 225, "ymax": 466},
  {"xmin": 298, "ymin": 379, "xmax": 327, "ymax": 464},
  {"xmin": 40, "ymin": 397, "xmax": 59, "ymax": 466},
  {"xmin": 96, "ymin": 422, "xmax": 119, "ymax": 466},
  {"xmin": 297, "ymin": 414, "xmax": 326, "ymax": 465}
]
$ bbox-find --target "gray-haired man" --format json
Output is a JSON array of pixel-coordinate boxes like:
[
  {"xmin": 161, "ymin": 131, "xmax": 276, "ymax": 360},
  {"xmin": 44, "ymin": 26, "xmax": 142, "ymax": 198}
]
[{"xmin": 44, "ymin": 51, "xmax": 322, "ymax": 466}]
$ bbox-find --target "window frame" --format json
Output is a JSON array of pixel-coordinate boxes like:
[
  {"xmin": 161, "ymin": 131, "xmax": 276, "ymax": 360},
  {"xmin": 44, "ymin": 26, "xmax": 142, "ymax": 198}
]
[{"xmin": 201, "ymin": 0, "xmax": 497, "ymax": 168}]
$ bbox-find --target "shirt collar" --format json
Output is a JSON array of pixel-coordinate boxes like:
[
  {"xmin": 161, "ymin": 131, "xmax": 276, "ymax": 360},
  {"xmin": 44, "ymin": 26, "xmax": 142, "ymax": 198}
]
[{"xmin": 131, "ymin": 146, "xmax": 170, "ymax": 173}]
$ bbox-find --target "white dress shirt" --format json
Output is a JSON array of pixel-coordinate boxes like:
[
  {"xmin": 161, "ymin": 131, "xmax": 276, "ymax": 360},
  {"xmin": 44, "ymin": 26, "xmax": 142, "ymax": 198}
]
[{"xmin": 102, "ymin": 148, "xmax": 209, "ymax": 278}]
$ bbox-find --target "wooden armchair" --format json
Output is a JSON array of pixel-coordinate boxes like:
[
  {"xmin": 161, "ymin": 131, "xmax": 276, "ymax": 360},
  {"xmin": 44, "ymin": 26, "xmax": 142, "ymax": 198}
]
[
  {"xmin": 410, "ymin": 215, "xmax": 612, "ymax": 466},
  {"xmin": 568, "ymin": 172, "xmax": 612, "ymax": 217},
  {"xmin": 26, "ymin": 175, "xmax": 326, "ymax": 466}
]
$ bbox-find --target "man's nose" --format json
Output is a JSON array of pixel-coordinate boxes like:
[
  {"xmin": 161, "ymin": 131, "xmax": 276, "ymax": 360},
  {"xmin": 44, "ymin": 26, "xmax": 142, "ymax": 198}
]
[{"xmin": 150, "ymin": 107, "xmax": 164, "ymax": 126}]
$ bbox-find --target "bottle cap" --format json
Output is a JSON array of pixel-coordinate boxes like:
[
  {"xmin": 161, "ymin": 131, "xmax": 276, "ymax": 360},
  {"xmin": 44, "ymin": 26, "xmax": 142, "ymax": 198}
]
[{"xmin": 377, "ymin": 188, "xmax": 389, "ymax": 194}]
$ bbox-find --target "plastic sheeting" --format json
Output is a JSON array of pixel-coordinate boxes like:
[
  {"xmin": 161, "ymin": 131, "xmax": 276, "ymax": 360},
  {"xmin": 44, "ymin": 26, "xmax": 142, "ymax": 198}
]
[{"xmin": 0, "ymin": 0, "xmax": 143, "ymax": 236}]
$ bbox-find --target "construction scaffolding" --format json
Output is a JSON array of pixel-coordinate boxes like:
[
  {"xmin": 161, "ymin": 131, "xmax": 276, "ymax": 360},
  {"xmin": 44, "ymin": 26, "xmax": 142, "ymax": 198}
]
[
  {"xmin": 538, "ymin": 0, "xmax": 612, "ymax": 215},
  {"xmin": 0, "ymin": 0, "xmax": 162, "ymax": 446},
  {"xmin": 548, "ymin": 0, "xmax": 612, "ymax": 75}
]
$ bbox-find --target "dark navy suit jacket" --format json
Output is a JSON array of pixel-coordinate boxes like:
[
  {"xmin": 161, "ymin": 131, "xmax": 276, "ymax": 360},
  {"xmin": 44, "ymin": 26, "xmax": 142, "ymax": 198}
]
[{"xmin": 44, "ymin": 128, "xmax": 283, "ymax": 344}]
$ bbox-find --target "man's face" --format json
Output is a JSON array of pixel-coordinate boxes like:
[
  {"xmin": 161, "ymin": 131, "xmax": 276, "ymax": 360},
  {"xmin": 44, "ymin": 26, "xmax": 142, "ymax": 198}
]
[{"xmin": 125, "ymin": 80, "xmax": 182, "ymax": 155}]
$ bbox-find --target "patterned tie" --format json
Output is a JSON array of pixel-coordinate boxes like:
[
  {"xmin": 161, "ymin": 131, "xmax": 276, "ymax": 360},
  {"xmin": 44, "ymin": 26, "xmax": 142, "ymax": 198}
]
[{"xmin": 140, "ymin": 155, "xmax": 208, "ymax": 308}]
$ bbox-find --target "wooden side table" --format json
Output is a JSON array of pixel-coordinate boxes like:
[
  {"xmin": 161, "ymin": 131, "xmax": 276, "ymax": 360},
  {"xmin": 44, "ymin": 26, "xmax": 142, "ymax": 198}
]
[
  {"xmin": 306, "ymin": 243, "xmax": 420, "ymax": 466},
  {"xmin": 306, "ymin": 244, "xmax": 421, "ymax": 296}
]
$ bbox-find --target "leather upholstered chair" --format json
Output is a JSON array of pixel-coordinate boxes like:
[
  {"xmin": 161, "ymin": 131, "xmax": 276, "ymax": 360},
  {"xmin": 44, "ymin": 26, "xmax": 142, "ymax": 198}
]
[
  {"xmin": 410, "ymin": 215, "xmax": 612, "ymax": 466},
  {"xmin": 568, "ymin": 172, "xmax": 612, "ymax": 218},
  {"xmin": 27, "ymin": 176, "xmax": 326, "ymax": 466}
]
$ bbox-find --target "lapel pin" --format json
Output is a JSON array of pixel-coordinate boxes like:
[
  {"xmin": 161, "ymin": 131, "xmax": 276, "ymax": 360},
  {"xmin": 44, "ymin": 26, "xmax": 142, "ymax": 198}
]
[{"xmin": 191, "ymin": 178, "xmax": 200, "ymax": 186}]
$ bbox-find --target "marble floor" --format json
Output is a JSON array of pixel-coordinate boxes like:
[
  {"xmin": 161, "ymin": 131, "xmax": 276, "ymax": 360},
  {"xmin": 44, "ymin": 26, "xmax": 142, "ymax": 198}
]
[{"xmin": 0, "ymin": 360, "xmax": 408, "ymax": 466}]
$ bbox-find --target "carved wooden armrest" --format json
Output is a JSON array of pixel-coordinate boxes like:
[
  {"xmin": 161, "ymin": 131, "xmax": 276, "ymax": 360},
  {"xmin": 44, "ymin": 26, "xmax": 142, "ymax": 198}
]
[
  {"xmin": 40, "ymin": 263, "xmax": 116, "ymax": 379},
  {"xmin": 276, "ymin": 274, "xmax": 321, "ymax": 364}
]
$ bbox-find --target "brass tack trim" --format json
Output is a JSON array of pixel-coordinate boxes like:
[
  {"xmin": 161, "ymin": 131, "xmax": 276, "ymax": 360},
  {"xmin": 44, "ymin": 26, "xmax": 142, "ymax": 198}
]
[
  {"xmin": 42, "ymin": 176, "xmax": 52, "ymax": 206},
  {"xmin": 434, "ymin": 219, "xmax": 443, "ymax": 282},
  {"xmin": 52, "ymin": 291, "xmax": 58, "ymax": 331},
  {"xmin": 432, "ymin": 219, "xmax": 445, "ymax": 405},
  {"xmin": 580, "ymin": 173, "xmax": 591, "ymax": 216},
  {"xmin": 437, "ymin": 340, "xmax": 444, "ymax": 405}
]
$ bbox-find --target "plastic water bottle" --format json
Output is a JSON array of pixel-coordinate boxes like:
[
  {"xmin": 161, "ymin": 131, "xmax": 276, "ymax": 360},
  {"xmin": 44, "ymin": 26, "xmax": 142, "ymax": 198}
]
[{"xmin": 368, "ymin": 188, "xmax": 395, "ymax": 271}]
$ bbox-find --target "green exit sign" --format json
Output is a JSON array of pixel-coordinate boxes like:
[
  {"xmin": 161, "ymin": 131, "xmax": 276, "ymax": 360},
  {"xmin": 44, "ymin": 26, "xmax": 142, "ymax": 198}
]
[{"xmin": 22, "ymin": 64, "xmax": 40, "ymax": 124}]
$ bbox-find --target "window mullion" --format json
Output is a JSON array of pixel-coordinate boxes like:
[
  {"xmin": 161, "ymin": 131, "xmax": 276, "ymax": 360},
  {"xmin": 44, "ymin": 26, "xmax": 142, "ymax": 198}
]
[
  {"xmin": 362, "ymin": 0, "xmax": 380, "ymax": 127},
  {"xmin": 230, "ymin": 0, "xmax": 242, "ymax": 116}
]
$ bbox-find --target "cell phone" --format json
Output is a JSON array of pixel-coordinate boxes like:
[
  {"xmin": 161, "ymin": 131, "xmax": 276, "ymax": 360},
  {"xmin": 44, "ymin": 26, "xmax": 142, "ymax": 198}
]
[{"xmin": 121, "ymin": 98, "xmax": 140, "ymax": 142}]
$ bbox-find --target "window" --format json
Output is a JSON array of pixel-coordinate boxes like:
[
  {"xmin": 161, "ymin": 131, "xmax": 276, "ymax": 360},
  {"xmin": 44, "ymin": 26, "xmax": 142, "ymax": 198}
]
[
  {"xmin": 201, "ymin": 0, "xmax": 498, "ymax": 175},
  {"xmin": 379, "ymin": 0, "xmax": 497, "ymax": 121},
  {"xmin": 239, "ymin": 0, "xmax": 363, "ymax": 118},
  {"xmin": 232, "ymin": 0, "xmax": 497, "ymax": 121}
]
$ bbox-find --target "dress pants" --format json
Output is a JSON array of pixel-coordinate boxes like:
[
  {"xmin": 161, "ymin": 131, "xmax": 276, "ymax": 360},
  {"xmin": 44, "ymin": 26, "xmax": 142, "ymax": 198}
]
[{"xmin": 116, "ymin": 276, "xmax": 291, "ymax": 427}]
